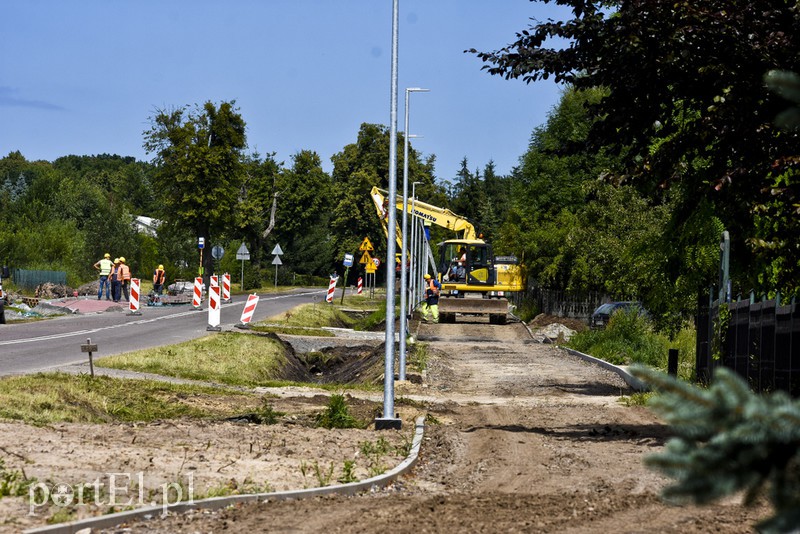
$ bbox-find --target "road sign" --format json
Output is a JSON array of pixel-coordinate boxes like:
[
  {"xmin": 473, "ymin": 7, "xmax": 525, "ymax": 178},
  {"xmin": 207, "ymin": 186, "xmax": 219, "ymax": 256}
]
[
  {"xmin": 365, "ymin": 261, "xmax": 377, "ymax": 274},
  {"xmin": 236, "ymin": 242, "xmax": 250, "ymax": 260},
  {"xmin": 359, "ymin": 251, "xmax": 372, "ymax": 264},
  {"xmin": 343, "ymin": 253, "xmax": 354, "ymax": 267},
  {"xmin": 272, "ymin": 256, "xmax": 283, "ymax": 265},
  {"xmin": 373, "ymin": 257, "xmax": 381, "ymax": 268},
  {"xmin": 359, "ymin": 237, "xmax": 374, "ymax": 251},
  {"xmin": 271, "ymin": 244, "xmax": 284, "ymax": 255},
  {"xmin": 212, "ymin": 245, "xmax": 224, "ymax": 260},
  {"xmin": 198, "ymin": 237, "xmax": 205, "ymax": 249}
]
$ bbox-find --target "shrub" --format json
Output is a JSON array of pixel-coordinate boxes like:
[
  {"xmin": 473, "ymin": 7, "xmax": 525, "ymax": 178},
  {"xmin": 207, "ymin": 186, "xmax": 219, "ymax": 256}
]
[{"xmin": 315, "ymin": 394, "xmax": 364, "ymax": 429}]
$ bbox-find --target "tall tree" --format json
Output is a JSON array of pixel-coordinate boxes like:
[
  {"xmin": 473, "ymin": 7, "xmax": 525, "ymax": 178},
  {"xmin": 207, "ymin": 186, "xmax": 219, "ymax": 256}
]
[
  {"xmin": 330, "ymin": 123, "xmax": 438, "ymax": 274},
  {"xmin": 143, "ymin": 101, "xmax": 246, "ymax": 280},
  {"xmin": 273, "ymin": 150, "xmax": 333, "ymax": 276},
  {"xmin": 472, "ymin": 0, "xmax": 800, "ymax": 296}
]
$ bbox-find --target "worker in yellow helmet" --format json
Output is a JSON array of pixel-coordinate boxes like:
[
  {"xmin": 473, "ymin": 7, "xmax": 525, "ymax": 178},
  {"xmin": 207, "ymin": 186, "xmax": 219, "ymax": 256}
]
[
  {"xmin": 93, "ymin": 253, "xmax": 114, "ymax": 300},
  {"xmin": 117, "ymin": 257, "xmax": 131, "ymax": 302},
  {"xmin": 110, "ymin": 258, "xmax": 121, "ymax": 302},
  {"xmin": 420, "ymin": 273, "xmax": 441, "ymax": 323},
  {"xmin": 153, "ymin": 264, "xmax": 166, "ymax": 295}
]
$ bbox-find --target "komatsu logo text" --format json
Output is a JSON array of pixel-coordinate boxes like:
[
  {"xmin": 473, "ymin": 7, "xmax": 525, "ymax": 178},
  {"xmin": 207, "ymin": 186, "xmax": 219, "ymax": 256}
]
[{"xmin": 412, "ymin": 209, "xmax": 437, "ymax": 223}]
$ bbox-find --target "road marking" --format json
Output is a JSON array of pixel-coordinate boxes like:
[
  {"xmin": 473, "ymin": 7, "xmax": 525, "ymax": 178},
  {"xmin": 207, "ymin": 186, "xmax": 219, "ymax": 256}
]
[{"xmin": 0, "ymin": 290, "xmax": 326, "ymax": 346}]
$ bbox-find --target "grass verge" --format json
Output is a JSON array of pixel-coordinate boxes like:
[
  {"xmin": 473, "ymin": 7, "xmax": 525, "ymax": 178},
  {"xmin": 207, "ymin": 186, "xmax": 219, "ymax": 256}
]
[
  {"xmin": 0, "ymin": 373, "xmax": 260, "ymax": 425},
  {"xmin": 97, "ymin": 333, "xmax": 288, "ymax": 387}
]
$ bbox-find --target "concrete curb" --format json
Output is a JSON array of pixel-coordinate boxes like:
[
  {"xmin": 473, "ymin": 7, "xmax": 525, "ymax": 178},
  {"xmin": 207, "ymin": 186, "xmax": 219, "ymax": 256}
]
[
  {"xmin": 560, "ymin": 347, "xmax": 648, "ymax": 392},
  {"xmin": 24, "ymin": 416, "xmax": 427, "ymax": 534}
]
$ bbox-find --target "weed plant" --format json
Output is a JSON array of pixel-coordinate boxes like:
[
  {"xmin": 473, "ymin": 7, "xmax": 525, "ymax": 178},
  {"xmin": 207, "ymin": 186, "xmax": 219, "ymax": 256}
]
[
  {"xmin": 0, "ymin": 459, "xmax": 35, "ymax": 498},
  {"xmin": 567, "ymin": 309, "xmax": 696, "ymax": 380},
  {"xmin": 315, "ymin": 394, "xmax": 365, "ymax": 429}
]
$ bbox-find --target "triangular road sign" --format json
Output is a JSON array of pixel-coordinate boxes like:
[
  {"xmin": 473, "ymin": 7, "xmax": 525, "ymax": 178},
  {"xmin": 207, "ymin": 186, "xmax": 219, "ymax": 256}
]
[
  {"xmin": 271, "ymin": 244, "xmax": 284, "ymax": 255},
  {"xmin": 359, "ymin": 237, "xmax": 374, "ymax": 251},
  {"xmin": 359, "ymin": 251, "xmax": 372, "ymax": 264}
]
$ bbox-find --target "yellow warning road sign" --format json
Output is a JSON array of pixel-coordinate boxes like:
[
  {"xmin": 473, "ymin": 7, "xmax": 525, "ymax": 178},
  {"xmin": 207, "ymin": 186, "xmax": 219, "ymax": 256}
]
[
  {"xmin": 359, "ymin": 237, "xmax": 374, "ymax": 251},
  {"xmin": 365, "ymin": 261, "xmax": 377, "ymax": 273},
  {"xmin": 359, "ymin": 251, "xmax": 372, "ymax": 264}
]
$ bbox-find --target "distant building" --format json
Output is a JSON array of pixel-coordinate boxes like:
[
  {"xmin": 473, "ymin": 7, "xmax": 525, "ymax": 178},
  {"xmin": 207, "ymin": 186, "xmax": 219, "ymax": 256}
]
[{"xmin": 134, "ymin": 216, "xmax": 160, "ymax": 236}]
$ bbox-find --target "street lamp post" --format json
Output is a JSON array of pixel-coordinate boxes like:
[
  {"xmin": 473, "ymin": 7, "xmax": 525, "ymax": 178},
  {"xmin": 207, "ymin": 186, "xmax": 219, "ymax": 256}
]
[
  {"xmin": 410, "ymin": 180, "xmax": 422, "ymax": 318},
  {"xmin": 399, "ymin": 88, "xmax": 429, "ymax": 382},
  {"xmin": 376, "ymin": 0, "xmax": 402, "ymax": 431}
]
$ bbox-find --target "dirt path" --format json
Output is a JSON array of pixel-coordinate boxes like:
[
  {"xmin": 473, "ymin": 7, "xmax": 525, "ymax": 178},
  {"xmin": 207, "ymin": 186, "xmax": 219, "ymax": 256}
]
[
  {"xmin": 101, "ymin": 318, "xmax": 770, "ymax": 533},
  {"xmin": 0, "ymin": 317, "xmax": 772, "ymax": 533}
]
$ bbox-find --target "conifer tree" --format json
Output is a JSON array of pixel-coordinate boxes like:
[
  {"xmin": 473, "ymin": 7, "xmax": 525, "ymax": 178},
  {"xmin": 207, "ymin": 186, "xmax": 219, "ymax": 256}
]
[{"xmin": 631, "ymin": 365, "xmax": 800, "ymax": 533}]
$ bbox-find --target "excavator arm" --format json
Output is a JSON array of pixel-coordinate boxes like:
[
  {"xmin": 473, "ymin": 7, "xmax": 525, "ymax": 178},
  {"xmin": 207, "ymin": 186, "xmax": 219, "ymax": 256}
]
[{"xmin": 370, "ymin": 186, "xmax": 478, "ymax": 241}]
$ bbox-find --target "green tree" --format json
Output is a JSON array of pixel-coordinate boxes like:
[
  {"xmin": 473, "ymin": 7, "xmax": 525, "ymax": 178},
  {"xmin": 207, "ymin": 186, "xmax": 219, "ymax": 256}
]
[
  {"xmin": 143, "ymin": 101, "xmax": 246, "ymax": 280},
  {"xmin": 472, "ymin": 0, "xmax": 800, "ymax": 296},
  {"xmin": 330, "ymin": 123, "xmax": 438, "ymax": 277},
  {"xmin": 274, "ymin": 150, "xmax": 333, "ymax": 276}
]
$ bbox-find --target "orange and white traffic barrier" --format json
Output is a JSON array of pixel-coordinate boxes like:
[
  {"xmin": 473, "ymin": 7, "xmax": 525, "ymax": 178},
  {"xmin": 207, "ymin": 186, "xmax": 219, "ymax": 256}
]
[
  {"xmin": 237, "ymin": 293, "xmax": 259, "ymax": 327},
  {"xmin": 326, "ymin": 276, "xmax": 338, "ymax": 303},
  {"xmin": 222, "ymin": 272, "xmax": 231, "ymax": 302},
  {"xmin": 127, "ymin": 278, "xmax": 142, "ymax": 315},
  {"xmin": 207, "ymin": 284, "xmax": 221, "ymax": 331},
  {"xmin": 357, "ymin": 276, "xmax": 363, "ymax": 295},
  {"xmin": 192, "ymin": 277, "xmax": 203, "ymax": 309}
]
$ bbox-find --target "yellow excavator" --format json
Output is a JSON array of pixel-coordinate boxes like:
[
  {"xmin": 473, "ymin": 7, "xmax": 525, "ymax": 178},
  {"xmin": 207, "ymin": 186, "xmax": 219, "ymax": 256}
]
[{"xmin": 369, "ymin": 186, "xmax": 524, "ymax": 324}]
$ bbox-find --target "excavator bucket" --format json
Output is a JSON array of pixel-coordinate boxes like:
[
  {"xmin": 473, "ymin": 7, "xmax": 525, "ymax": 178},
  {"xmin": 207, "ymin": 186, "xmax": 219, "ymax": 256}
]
[{"xmin": 438, "ymin": 297, "xmax": 509, "ymax": 325}]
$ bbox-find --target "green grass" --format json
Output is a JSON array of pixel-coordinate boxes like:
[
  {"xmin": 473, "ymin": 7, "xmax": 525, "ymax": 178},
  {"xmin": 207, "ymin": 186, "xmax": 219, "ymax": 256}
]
[
  {"xmin": 566, "ymin": 309, "xmax": 697, "ymax": 381},
  {"xmin": 0, "ymin": 373, "xmax": 260, "ymax": 425},
  {"xmin": 97, "ymin": 333, "xmax": 288, "ymax": 387}
]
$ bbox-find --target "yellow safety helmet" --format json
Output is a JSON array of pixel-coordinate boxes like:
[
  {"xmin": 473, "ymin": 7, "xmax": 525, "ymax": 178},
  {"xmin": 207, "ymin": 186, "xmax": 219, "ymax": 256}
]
[
  {"xmin": 158, "ymin": 264, "xmax": 164, "ymax": 270},
  {"xmin": 104, "ymin": 253, "xmax": 110, "ymax": 258},
  {"xmin": 113, "ymin": 258, "xmax": 119, "ymax": 263},
  {"xmin": 119, "ymin": 257, "xmax": 126, "ymax": 263},
  {"xmin": 424, "ymin": 273, "xmax": 431, "ymax": 280}
]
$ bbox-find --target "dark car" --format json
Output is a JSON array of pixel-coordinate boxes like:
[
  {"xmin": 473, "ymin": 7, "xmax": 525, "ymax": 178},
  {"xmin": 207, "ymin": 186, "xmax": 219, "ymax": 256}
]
[{"xmin": 589, "ymin": 301, "xmax": 647, "ymax": 329}]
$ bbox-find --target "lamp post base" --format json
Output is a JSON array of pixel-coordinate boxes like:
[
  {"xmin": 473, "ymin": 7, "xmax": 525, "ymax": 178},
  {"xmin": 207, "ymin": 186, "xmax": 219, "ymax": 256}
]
[{"xmin": 374, "ymin": 417, "xmax": 402, "ymax": 430}]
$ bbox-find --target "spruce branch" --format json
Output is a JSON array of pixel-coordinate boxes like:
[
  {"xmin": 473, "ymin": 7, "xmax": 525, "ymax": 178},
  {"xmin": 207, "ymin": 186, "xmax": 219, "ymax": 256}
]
[{"xmin": 630, "ymin": 365, "xmax": 800, "ymax": 534}]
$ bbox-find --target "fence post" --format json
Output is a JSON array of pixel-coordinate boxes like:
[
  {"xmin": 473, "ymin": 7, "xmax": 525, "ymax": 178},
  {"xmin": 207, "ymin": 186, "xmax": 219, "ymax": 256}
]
[{"xmin": 668, "ymin": 349, "xmax": 679, "ymax": 377}]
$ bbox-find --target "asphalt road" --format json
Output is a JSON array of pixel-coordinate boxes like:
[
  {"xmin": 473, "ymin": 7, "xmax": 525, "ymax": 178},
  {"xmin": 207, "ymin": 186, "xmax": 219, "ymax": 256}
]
[{"xmin": 0, "ymin": 288, "xmax": 328, "ymax": 376}]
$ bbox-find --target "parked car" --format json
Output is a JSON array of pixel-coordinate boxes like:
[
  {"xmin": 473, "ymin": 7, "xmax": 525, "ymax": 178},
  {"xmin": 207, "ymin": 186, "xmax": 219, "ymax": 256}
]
[{"xmin": 589, "ymin": 301, "xmax": 647, "ymax": 329}]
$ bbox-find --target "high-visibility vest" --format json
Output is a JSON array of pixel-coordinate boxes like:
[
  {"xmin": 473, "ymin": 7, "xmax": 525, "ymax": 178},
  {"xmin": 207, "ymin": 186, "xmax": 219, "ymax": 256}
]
[
  {"xmin": 118, "ymin": 264, "xmax": 131, "ymax": 281},
  {"xmin": 98, "ymin": 258, "xmax": 113, "ymax": 276}
]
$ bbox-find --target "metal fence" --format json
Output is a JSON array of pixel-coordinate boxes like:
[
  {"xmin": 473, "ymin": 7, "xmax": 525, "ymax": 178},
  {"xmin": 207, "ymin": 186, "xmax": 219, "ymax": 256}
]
[
  {"xmin": 696, "ymin": 297, "xmax": 800, "ymax": 396},
  {"xmin": 525, "ymin": 285, "xmax": 608, "ymax": 321},
  {"xmin": 12, "ymin": 269, "xmax": 67, "ymax": 290}
]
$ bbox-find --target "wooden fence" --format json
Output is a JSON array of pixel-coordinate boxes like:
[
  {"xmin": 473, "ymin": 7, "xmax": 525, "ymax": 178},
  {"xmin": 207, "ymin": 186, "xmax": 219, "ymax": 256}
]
[{"xmin": 696, "ymin": 297, "xmax": 800, "ymax": 396}]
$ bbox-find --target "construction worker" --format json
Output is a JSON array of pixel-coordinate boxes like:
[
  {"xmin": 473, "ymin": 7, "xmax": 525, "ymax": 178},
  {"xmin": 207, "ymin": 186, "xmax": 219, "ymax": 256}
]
[
  {"xmin": 118, "ymin": 257, "xmax": 131, "ymax": 302},
  {"xmin": 420, "ymin": 273, "xmax": 441, "ymax": 323},
  {"xmin": 111, "ymin": 258, "xmax": 121, "ymax": 302},
  {"xmin": 93, "ymin": 253, "xmax": 114, "ymax": 301},
  {"xmin": 153, "ymin": 264, "xmax": 166, "ymax": 295}
]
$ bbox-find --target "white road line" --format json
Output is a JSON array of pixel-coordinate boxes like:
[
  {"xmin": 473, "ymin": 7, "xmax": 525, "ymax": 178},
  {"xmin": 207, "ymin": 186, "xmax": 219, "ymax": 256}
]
[{"xmin": 0, "ymin": 290, "xmax": 325, "ymax": 346}]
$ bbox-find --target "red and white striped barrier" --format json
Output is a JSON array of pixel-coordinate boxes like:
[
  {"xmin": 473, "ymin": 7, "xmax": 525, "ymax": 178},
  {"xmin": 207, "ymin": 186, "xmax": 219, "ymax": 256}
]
[
  {"xmin": 207, "ymin": 284, "xmax": 221, "ymax": 331},
  {"xmin": 326, "ymin": 276, "xmax": 338, "ymax": 303},
  {"xmin": 238, "ymin": 293, "xmax": 259, "ymax": 327},
  {"xmin": 192, "ymin": 277, "xmax": 203, "ymax": 309},
  {"xmin": 222, "ymin": 272, "xmax": 231, "ymax": 302},
  {"xmin": 357, "ymin": 276, "xmax": 363, "ymax": 295},
  {"xmin": 127, "ymin": 278, "xmax": 142, "ymax": 315}
]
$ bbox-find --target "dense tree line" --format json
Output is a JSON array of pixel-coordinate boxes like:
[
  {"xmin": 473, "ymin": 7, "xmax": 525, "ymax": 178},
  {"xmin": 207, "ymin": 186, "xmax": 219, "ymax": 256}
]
[{"xmin": 2, "ymin": 1, "xmax": 797, "ymax": 332}]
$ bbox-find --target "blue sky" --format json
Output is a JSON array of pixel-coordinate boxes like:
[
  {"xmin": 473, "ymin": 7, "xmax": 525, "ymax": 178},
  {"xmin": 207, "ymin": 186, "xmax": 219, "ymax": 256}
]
[{"xmin": 1, "ymin": 1, "xmax": 570, "ymax": 182}]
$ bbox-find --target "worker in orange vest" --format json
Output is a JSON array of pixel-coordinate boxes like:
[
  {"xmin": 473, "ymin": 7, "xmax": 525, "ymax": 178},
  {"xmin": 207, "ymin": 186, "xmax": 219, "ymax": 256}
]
[
  {"xmin": 153, "ymin": 264, "xmax": 166, "ymax": 295},
  {"xmin": 118, "ymin": 257, "xmax": 131, "ymax": 302}
]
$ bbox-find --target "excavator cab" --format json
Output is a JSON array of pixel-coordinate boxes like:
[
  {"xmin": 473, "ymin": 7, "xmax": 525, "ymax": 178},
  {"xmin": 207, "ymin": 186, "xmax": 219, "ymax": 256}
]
[{"xmin": 439, "ymin": 240, "xmax": 495, "ymax": 287}]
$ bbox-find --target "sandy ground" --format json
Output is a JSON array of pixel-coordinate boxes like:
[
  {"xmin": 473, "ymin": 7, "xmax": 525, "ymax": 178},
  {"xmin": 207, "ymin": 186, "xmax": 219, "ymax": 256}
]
[{"xmin": 0, "ymin": 317, "xmax": 772, "ymax": 533}]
